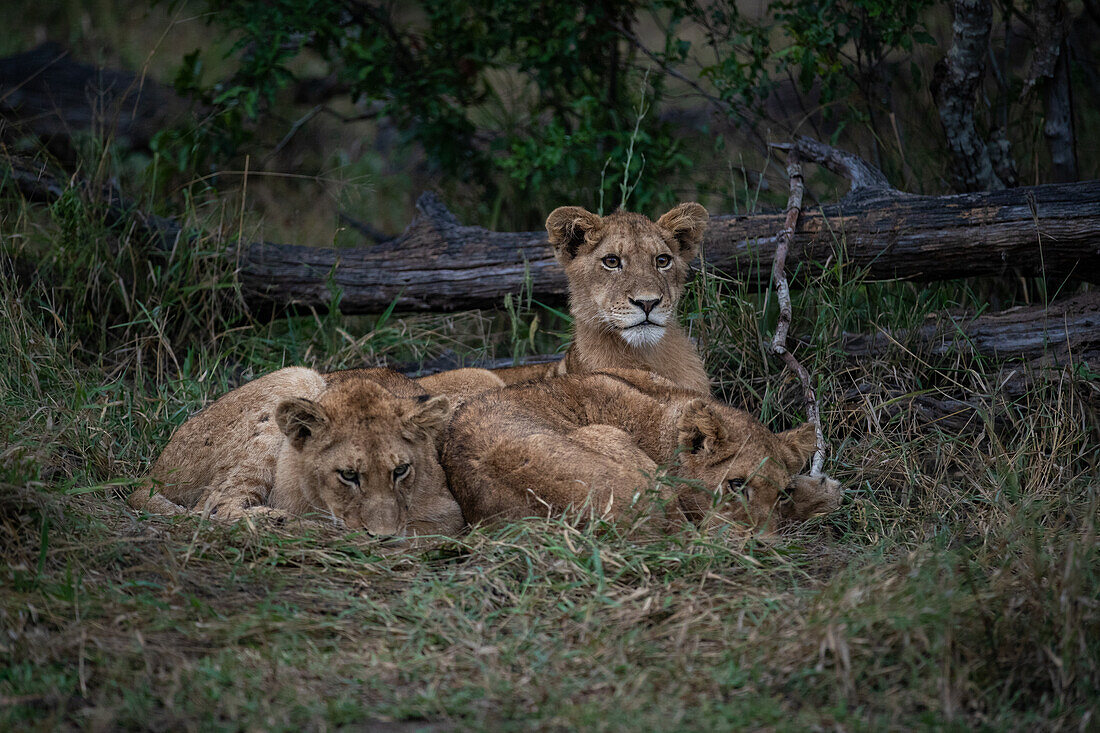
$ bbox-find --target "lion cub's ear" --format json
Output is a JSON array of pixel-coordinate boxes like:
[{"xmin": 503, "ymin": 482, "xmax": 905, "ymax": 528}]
[
  {"xmin": 276, "ymin": 397, "xmax": 328, "ymax": 449},
  {"xmin": 546, "ymin": 206, "xmax": 602, "ymax": 262},
  {"xmin": 776, "ymin": 423, "xmax": 817, "ymax": 473},
  {"xmin": 656, "ymin": 202, "xmax": 709, "ymax": 260},
  {"xmin": 676, "ymin": 398, "xmax": 729, "ymax": 455},
  {"xmin": 403, "ymin": 395, "xmax": 454, "ymax": 440}
]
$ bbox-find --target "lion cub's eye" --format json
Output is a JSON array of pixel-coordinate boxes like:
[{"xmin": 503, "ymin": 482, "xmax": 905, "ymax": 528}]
[
  {"xmin": 601, "ymin": 254, "xmax": 621, "ymax": 270},
  {"xmin": 337, "ymin": 469, "xmax": 360, "ymax": 486},
  {"xmin": 655, "ymin": 253, "xmax": 673, "ymax": 270},
  {"xmin": 392, "ymin": 463, "xmax": 411, "ymax": 481}
]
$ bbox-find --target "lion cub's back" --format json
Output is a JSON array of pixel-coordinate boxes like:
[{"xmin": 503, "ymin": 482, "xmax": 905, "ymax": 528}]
[
  {"xmin": 149, "ymin": 366, "xmax": 325, "ymax": 507},
  {"xmin": 443, "ymin": 372, "xmax": 651, "ymax": 460},
  {"xmin": 416, "ymin": 367, "xmax": 505, "ymax": 402},
  {"xmin": 323, "ymin": 367, "xmax": 428, "ymax": 398}
]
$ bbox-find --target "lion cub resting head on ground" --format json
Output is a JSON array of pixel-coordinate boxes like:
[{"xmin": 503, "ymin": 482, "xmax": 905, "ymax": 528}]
[
  {"xmin": 493, "ymin": 203, "xmax": 711, "ymax": 393},
  {"xmin": 129, "ymin": 367, "xmax": 463, "ymax": 536},
  {"xmin": 443, "ymin": 369, "xmax": 841, "ymax": 530}
]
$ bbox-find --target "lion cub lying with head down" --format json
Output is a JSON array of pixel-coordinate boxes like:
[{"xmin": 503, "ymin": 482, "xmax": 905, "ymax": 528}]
[
  {"xmin": 443, "ymin": 369, "xmax": 836, "ymax": 530},
  {"xmin": 130, "ymin": 367, "xmax": 464, "ymax": 536}
]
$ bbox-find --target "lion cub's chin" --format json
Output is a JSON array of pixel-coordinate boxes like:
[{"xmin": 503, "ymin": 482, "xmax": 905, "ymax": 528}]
[{"xmin": 619, "ymin": 323, "xmax": 666, "ymax": 348}]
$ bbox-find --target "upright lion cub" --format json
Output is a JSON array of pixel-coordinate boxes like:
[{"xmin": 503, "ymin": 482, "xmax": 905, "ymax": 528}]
[
  {"xmin": 491, "ymin": 204, "xmax": 841, "ymax": 514},
  {"xmin": 494, "ymin": 203, "xmax": 710, "ymax": 392},
  {"xmin": 130, "ymin": 367, "xmax": 463, "ymax": 536}
]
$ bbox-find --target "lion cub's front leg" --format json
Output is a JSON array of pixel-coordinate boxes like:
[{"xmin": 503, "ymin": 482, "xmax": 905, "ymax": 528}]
[
  {"xmin": 198, "ymin": 441, "xmax": 284, "ymax": 520},
  {"xmin": 202, "ymin": 496, "xmax": 296, "ymax": 524}
]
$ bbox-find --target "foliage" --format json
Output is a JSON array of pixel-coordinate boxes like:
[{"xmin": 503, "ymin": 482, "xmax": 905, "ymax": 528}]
[
  {"xmin": 157, "ymin": 0, "xmax": 943, "ymax": 223},
  {"xmin": 157, "ymin": 0, "xmax": 692, "ymax": 221},
  {"xmin": 692, "ymin": 0, "xmax": 935, "ymax": 118},
  {"xmin": 136, "ymin": 0, "xmax": 1100, "ymax": 228}
]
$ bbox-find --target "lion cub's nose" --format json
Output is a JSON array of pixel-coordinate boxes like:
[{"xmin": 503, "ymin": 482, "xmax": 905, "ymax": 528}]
[{"xmin": 629, "ymin": 297, "xmax": 661, "ymax": 315}]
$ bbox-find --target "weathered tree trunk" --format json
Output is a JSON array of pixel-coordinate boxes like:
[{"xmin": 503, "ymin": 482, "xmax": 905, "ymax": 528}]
[
  {"xmin": 843, "ymin": 291, "xmax": 1099, "ymax": 366},
  {"xmin": 0, "ymin": 42, "xmax": 188, "ymax": 151},
  {"xmin": 1027, "ymin": 1, "xmax": 1078, "ymax": 183},
  {"xmin": 839, "ymin": 292, "xmax": 1099, "ymax": 429},
  {"xmin": 231, "ymin": 181, "xmax": 1100, "ymax": 313},
  {"xmin": 931, "ymin": 0, "xmax": 1008, "ymax": 191},
  {"xmin": 1043, "ymin": 42, "xmax": 1079, "ymax": 183},
  {"xmin": 7, "ymin": 155, "xmax": 1100, "ymax": 315}
]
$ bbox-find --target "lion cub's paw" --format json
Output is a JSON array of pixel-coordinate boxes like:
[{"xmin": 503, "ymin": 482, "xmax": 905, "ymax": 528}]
[
  {"xmin": 240, "ymin": 506, "xmax": 295, "ymax": 524},
  {"xmin": 779, "ymin": 473, "xmax": 843, "ymax": 521},
  {"xmin": 205, "ymin": 499, "xmax": 291, "ymax": 525}
]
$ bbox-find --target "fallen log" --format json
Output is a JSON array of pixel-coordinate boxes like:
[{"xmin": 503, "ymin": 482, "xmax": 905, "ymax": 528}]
[
  {"xmin": 6, "ymin": 143, "xmax": 1100, "ymax": 315},
  {"xmin": 0, "ymin": 43, "xmax": 189, "ymax": 151},
  {"xmin": 837, "ymin": 293, "xmax": 1100, "ymax": 430},
  {"xmin": 233, "ymin": 175, "xmax": 1100, "ymax": 313},
  {"xmin": 843, "ymin": 291, "xmax": 1100, "ymax": 367}
]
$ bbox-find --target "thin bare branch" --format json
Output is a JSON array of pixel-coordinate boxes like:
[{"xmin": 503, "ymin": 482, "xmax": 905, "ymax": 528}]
[
  {"xmin": 768, "ymin": 150, "xmax": 826, "ymax": 476},
  {"xmin": 769, "ymin": 136, "xmax": 893, "ymax": 195}
]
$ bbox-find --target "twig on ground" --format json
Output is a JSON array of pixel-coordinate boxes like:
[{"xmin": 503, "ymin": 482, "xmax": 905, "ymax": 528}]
[{"xmin": 768, "ymin": 148, "xmax": 825, "ymax": 476}]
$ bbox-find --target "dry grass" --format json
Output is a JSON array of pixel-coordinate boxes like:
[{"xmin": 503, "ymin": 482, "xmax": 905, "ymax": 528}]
[{"xmin": 2, "ymin": 125, "xmax": 1098, "ymax": 732}]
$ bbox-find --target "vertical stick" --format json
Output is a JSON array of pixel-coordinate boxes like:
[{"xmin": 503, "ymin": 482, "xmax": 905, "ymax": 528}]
[{"xmin": 769, "ymin": 151, "xmax": 825, "ymax": 476}]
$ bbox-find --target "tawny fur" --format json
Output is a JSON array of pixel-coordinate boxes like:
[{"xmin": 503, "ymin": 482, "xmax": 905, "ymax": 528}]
[
  {"xmin": 488, "ymin": 203, "xmax": 843, "ymax": 517},
  {"xmin": 328, "ymin": 366, "xmax": 505, "ymax": 404},
  {"xmin": 415, "ymin": 367, "xmax": 506, "ymax": 403},
  {"xmin": 129, "ymin": 367, "xmax": 464, "ymax": 536},
  {"xmin": 492, "ymin": 203, "xmax": 711, "ymax": 392},
  {"xmin": 443, "ymin": 370, "xmax": 824, "ymax": 530}
]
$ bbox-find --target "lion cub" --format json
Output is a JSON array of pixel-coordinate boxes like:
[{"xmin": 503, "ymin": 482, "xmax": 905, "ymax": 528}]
[
  {"xmin": 443, "ymin": 370, "xmax": 828, "ymax": 530},
  {"xmin": 130, "ymin": 367, "xmax": 463, "ymax": 536},
  {"xmin": 493, "ymin": 203, "xmax": 711, "ymax": 392},
  {"xmin": 491, "ymin": 204, "xmax": 840, "ymax": 511}
]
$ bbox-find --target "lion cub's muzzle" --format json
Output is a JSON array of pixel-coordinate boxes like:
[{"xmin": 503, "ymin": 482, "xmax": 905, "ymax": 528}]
[
  {"xmin": 605, "ymin": 295, "xmax": 670, "ymax": 329},
  {"xmin": 342, "ymin": 502, "xmax": 405, "ymax": 537},
  {"xmin": 607, "ymin": 295, "xmax": 671, "ymax": 347}
]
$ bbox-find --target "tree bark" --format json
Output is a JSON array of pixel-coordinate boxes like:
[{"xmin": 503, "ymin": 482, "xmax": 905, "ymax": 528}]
[
  {"xmin": 840, "ymin": 291, "xmax": 1099, "ymax": 429},
  {"xmin": 7, "ymin": 155, "xmax": 1100, "ymax": 315},
  {"xmin": 843, "ymin": 291, "xmax": 1099, "ymax": 367},
  {"xmin": 1043, "ymin": 41, "xmax": 1078, "ymax": 183},
  {"xmin": 230, "ymin": 182, "xmax": 1100, "ymax": 314},
  {"xmin": 1024, "ymin": 0, "xmax": 1078, "ymax": 183},
  {"xmin": 931, "ymin": 0, "xmax": 1007, "ymax": 192},
  {"xmin": 0, "ymin": 42, "xmax": 189, "ymax": 152}
]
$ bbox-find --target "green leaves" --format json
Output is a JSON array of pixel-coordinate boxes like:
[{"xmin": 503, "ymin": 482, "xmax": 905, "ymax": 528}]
[
  {"xmin": 155, "ymin": 0, "xmax": 938, "ymax": 220},
  {"xmin": 156, "ymin": 0, "xmax": 692, "ymax": 220},
  {"xmin": 698, "ymin": 0, "xmax": 936, "ymax": 120}
]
